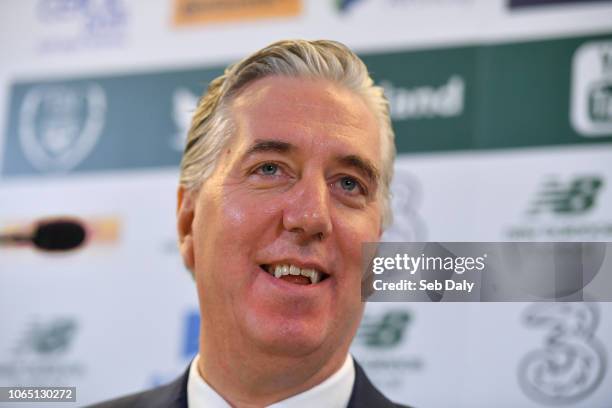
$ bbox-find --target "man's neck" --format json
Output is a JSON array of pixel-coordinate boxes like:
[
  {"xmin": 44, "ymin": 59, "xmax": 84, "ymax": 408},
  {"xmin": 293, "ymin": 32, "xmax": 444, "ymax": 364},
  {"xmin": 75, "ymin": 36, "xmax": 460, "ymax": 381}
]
[{"xmin": 197, "ymin": 341, "xmax": 350, "ymax": 408}]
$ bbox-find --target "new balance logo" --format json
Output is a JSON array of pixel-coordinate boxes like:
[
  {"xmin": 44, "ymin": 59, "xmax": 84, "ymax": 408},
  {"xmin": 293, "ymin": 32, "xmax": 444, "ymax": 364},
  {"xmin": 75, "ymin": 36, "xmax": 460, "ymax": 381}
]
[
  {"xmin": 356, "ymin": 310, "xmax": 411, "ymax": 348},
  {"xmin": 528, "ymin": 176, "xmax": 604, "ymax": 215},
  {"xmin": 16, "ymin": 318, "xmax": 78, "ymax": 356}
]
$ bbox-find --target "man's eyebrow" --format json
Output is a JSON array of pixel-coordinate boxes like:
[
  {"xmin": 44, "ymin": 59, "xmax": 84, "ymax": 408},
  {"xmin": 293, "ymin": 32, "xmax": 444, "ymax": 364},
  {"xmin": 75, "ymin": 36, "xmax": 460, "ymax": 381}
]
[
  {"xmin": 337, "ymin": 154, "xmax": 380, "ymax": 186},
  {"xmin": 244, "ymin": 139, "xmax": 294, "ymax": 156},
  {"xmin": 242, "ymin": 141, "xmax": 379, "ymax": 185}
]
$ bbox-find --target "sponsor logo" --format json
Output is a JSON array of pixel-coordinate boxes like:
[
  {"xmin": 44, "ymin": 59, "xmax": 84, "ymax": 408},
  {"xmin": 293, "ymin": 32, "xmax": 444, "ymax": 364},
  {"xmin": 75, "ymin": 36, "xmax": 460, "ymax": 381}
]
[
  {"xmin": 170, "ymin": 88, "xmax": 199, "ymax": 152},
  {"xmin": 571, "ymin": 40, "xmax": 612, "ymax": 137},
  {"xmin": 381, "ymin": 76, "xmax": 465, "ymax": 121},
  {"xmin": 36, "ymin": 0, "xmax": 128, "ymax": 53},
  {"xmin": 87, "ymin": 216, "xmax": 121, "ymax": 244},
  {"xmin": 0, "ymin": 317, "xmax": 86, "ymax": 385},
  {"xmin": 356, "ymin": 310, "xmax": 411, "ymax": 348},
  {"xmin": 335, "ymin": 0, "xmax": 364, "ymax": 12},
  {"xmin": 528, "ymin": 176, "xmax": 603, "ymax": 215},
  {"xmin": 148, "ymin": 309, "xmax": 199, "ymax": 388},
  {"xmin": 335, "ymin": 0, "xmax": 473, "ymax": 14},
  {"xmin": 382, "ymin": 168, "xmax": 427, "ymax": 241},
  {"xmin": 352, "ymin": 308, "xmax": 423, "ymax": 389},
  {"xmin": 18, "ymin": 84, "xmax": 106, "ymax": 173},
  {"xmin": 4, "ymin": 67, "xmax": 217, "ymax": 177},
  {"xmin": 505, "ymin": 175, "xmax": 612, "ymax": 240},
  {"xmin": 182, "ymin": 310, "xmax": 200, "ymax": 360},
  {"xmin": 518, "ymin": 303, "xmax": 606, "ymax": 405},
  {"xmin": 17, "ymin": 319, "xmax": 78, "ymax": 355},
  {"xmin": 509, "ymin": 0, "xmax": 612, "ymax": 8},
  {"xmin": 173, "ymin": 0, "xmax": 301, "ymax": 26}
]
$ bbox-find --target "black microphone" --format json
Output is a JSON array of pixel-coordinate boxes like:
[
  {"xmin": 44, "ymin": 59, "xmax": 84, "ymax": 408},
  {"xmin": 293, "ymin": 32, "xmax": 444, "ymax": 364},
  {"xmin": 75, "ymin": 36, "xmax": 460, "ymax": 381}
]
[{"xmin": 0, "ymin": 219, "xmax": 87, "ymax": 251}]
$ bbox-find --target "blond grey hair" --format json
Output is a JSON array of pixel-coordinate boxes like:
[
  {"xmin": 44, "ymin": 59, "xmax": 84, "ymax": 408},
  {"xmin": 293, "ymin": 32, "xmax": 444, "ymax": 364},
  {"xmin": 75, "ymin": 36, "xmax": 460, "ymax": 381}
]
[{"xmin": 179, "ymin": 39, "xmax": 395, "ymax": 228}]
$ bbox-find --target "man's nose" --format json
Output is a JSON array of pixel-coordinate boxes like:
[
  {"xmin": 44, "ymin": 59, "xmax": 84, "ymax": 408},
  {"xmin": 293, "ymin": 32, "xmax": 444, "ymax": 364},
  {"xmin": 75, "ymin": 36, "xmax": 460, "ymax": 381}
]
[{"xmin": 282, "ymin": 175, "xmax": 333, "ymax": 242}]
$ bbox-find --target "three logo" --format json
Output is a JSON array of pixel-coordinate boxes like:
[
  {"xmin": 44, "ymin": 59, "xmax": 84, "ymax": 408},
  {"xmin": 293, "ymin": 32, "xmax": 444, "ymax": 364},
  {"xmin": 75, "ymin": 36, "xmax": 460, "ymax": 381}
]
[{"xmin": 518, "ymin": 303, "xmax": 606, "ymax": 405}]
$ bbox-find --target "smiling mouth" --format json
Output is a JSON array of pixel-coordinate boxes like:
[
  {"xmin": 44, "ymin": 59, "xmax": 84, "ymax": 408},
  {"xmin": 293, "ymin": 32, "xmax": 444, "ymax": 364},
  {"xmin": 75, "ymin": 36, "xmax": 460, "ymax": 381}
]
[{"xmin": 260, "ymin": 264, "xmax": 329, "ymax": 285}]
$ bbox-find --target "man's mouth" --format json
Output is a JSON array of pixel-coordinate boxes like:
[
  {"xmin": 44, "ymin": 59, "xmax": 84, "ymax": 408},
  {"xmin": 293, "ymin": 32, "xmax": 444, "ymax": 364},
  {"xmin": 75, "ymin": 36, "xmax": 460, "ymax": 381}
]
[{"xmin": 260, "ymin": 264, "xmax": 329, "ymax": 285}]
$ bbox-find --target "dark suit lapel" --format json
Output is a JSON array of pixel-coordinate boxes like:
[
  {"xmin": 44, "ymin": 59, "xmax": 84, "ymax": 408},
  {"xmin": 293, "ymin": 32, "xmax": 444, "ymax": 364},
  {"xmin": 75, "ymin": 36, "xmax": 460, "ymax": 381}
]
[
  {"xmin": 347, "ymin": 360, "xmax": 398, "ymax": 408},
  {"xmin": 149, "ymin": 359, "xmax": 402, "ymax": 408},
  {"xmin": 148, "ymin": 365, "xmax": 190, "ymax": 408}
]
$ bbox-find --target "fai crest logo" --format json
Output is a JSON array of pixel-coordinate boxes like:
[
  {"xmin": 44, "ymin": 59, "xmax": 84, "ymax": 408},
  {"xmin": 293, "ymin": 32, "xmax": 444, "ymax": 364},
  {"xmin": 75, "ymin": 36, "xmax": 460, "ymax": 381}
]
[
  {"xmin": 18, "ymin": 84, "xmax": 106, "ymax": 172},
  {"xmin": 571, "ymin": 40, "xmax": 612, "ymax": 137}
]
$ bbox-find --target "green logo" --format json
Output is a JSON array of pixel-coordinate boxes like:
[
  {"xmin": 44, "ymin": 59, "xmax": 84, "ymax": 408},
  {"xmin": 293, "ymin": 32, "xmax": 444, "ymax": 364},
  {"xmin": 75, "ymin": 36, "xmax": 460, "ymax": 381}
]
[
  {"xmin": 18, "ymin": 319, "xmax": 78, "ymax": 355},
  {"xmin": 356, "ymin": 310, "xmax": 411, "ymax": 348},
  {"xmin": 335, "ymin": 0, "xmax": 363, "ymax": 13},
  {"xmin": 589, "ymin": 82, "xmax": 612, "ymax": 123},
  {"xmin": 571, "ymin": 40, "xmax": 612, "ymax": 137},
  {"xmin": 529, "ymin": 176, "xmax": 604, "ymax": 215}
]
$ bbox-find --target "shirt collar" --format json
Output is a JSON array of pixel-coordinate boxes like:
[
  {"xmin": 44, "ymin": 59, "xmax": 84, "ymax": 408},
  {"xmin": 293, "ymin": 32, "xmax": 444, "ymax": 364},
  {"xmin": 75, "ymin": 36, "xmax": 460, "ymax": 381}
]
[{"xmin": 187, "ymin": 353, "xmax": 355, "ymax": 408}]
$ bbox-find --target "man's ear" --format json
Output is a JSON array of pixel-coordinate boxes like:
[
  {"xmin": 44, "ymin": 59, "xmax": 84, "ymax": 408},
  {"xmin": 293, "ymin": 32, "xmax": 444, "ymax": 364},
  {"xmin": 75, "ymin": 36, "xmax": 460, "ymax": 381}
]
[{"xmin": 177, "ymin": 186, "xmax": 196, "ymax": 272}]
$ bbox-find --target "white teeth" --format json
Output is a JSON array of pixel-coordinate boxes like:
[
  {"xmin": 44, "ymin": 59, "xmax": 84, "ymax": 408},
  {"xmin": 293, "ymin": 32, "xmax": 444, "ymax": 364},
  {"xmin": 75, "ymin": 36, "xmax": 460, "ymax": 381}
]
[
  {"xmin": 268, "ymin": 264, "xmax": 324, "ymax": 284},
  {"xmin": 310, "ymin": 270, "xmax": 321, "ymax": 284}
]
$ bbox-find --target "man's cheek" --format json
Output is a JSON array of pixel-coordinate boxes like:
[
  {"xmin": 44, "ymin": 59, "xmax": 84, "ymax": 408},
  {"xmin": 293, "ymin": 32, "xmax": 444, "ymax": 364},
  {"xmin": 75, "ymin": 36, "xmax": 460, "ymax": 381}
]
[
  {"xmin": 222, "ymin": 188, "xmax": 269, "ymax": 219},
  {"xmin": 223, "ymin": 191, "xmax": 284, "ymax": 228}
]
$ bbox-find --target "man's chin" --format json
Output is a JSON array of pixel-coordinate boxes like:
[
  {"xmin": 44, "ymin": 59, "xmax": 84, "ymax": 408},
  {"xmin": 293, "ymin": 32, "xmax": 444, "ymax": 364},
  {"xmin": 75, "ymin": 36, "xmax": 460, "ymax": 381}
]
[
  {"xmin": 245, "ymin": 317, "xmax": 329, "ymax": 358},
  {"xmin": 256, "ymin": 340, "xmax": 323, "ymax": 358}
]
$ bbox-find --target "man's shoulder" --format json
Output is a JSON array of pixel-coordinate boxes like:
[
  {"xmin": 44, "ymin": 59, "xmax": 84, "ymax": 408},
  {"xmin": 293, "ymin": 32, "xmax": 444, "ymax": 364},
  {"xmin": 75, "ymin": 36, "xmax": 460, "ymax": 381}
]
[
  {"xmin": 351, "ymin": 359, "xmax": 413, "ymax": 408},
  {"xmin": 86, "ymin": 367, "xmax": 189, "ymax": 408}
]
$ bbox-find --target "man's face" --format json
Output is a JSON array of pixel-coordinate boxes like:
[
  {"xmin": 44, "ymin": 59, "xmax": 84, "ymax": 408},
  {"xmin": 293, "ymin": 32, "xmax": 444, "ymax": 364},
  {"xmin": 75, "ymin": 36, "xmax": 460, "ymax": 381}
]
[{"xmin": 178, "ymin": 76, "xmax": 383, "ymax": 360}]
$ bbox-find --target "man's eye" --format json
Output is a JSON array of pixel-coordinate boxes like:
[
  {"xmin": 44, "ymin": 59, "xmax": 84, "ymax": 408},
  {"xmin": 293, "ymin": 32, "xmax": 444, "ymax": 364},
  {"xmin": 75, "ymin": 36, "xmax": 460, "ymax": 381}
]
[
  {"xmin": 337, "ymin": 176, "xmax": 365, "ymax": 195},
  {"xmin": 340, "ymin": 177, "xmax": 357, "ymax": 191},
  {"xmin": 258, "ymin": 163, "xmax": 279, "ymax": 176}
]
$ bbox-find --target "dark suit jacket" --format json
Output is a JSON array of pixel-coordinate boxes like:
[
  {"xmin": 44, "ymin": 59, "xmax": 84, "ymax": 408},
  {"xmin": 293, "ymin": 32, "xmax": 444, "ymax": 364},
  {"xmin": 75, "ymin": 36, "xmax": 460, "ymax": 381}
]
[{"xmin": 88, "ymin": 359, "xmax": 411, "ymax": 408}]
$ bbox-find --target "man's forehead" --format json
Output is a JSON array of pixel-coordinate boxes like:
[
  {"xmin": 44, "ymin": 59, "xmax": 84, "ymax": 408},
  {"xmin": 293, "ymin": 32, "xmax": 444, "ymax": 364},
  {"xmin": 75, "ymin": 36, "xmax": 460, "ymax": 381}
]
[
  {"xmin": 231, "ymin": 76, "xmax": 377, "ymax": 131},
  {"xmin": 229, "ymin": 76, "xmax": 381, "ymax": 161}
]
